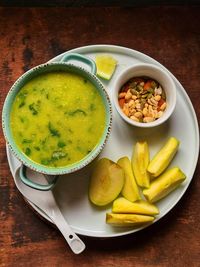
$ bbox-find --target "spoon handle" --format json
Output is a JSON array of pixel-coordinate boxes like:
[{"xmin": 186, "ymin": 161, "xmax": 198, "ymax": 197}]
[{"xmin": 50, "ymin": 208, "xmax": 86, "ymax": 254}]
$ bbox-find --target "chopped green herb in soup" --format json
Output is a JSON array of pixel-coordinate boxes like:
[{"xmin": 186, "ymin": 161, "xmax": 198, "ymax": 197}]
[{"xmin": 10, "ymin": 72, "xmax": 106, "ymax": 167}]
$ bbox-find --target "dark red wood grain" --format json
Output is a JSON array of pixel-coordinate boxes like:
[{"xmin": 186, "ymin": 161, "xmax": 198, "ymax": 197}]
[{"xmin": 0, "ymin": 6, "xmax": 200, "ymax": 267}]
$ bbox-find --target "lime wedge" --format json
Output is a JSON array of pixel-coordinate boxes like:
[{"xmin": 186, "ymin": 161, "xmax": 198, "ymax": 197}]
[{"xmin": 95, "ymin": 55, "xmax": 117, "ymax": 80}]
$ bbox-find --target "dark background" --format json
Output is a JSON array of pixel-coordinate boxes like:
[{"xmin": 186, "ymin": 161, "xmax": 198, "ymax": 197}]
[
  {"xmin": 1, "ymin": 0, "xmax": 200, "ymax": 7},
  {"xmin": 0, "ymin": 1, "xmax": 200, "ymax": 267}
]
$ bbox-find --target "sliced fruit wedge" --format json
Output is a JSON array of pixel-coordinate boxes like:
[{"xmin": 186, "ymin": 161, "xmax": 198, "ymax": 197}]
[
  {"xmin": 95, "ymin": 54, "xmax": 117, "ymax": 80},
  {"xmin": 147, "ymin": 137, "xmax": 180, "ymax": 178},
  {"xmin": 112, "ymin": 197, "xmax": 159, "ymax": 215},
  {"xmin": 132, "ymin": 141, "xmax": 150, "ymax": 188},
  {"xmin": 88, "ymin": 158, "xmax": 124, "ymax": 206},
  {"xmin": 117, "ymin": 157, "xmax": 141, "ymax": 202},
  {"xmin": 143, "ymin": 167, "xmax": 186, "ymax": 203},
  {"xmin": 106, "ymin": 213, "xmax": 154, "ymax": 226}
]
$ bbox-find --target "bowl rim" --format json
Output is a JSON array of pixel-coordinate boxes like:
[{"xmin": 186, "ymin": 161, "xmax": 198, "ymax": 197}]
[
  {"xmin": 112, "ymin": 63, "xmax": 177, "ymax": 128},
  {"xmin": 2, "ymin": 62, "xmax": 112, "ymax": 175}
]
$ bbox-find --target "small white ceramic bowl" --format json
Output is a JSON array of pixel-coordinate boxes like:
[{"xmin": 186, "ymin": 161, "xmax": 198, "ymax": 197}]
[{"xmin": 113, "ymin": 63, "xmax": 176, "ymax": 128}]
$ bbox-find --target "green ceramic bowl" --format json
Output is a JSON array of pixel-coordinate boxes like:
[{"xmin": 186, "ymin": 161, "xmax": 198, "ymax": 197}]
[{"xmin": 2, "ymin": 53, "xmax": 112, "ymax": 190}]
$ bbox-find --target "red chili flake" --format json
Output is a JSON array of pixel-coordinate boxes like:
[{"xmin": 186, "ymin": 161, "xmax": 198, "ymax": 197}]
[
  {"xmin": 143, "ymin": 80, "xmax": 153, "ymax": 90},
  {"xmin": 158, "ymin": 98, "xmax": 165, "ymax": 107},
  {"xmin": 119, "ymin": 98, "xmax": 125, "ymax": 108}
]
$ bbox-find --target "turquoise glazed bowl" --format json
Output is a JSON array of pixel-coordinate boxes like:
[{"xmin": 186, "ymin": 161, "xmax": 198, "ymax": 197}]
[{"xmin": 2, "ymin": 53, "xmax": 112, "ymax": 190}]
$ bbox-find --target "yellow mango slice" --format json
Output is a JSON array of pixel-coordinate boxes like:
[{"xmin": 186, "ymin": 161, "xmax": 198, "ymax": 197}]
[
  {"xmin": 132, "ymin": 141, "xmax": 150, "ymax": 188},
  {"xmin": 147, "ymin": 137, "xmax": 180, "ymax": 178},
  {"xmin": 143, "ymin": 167, "xmax": 186, "ymax": 203},
  {"xmin": 112, "ymin": 197, "xmax": 159, "ymax": 215},
  {"xmin": 117, "ymin": 157, "xmax": 141, "ymax": 202},
  {"xmin": 89, "ymin": 158, "xmax": 124, "ymax": 206},
  {"xmin": 106, "ymin": 213, "xmax": 154, "ymax": 226}
]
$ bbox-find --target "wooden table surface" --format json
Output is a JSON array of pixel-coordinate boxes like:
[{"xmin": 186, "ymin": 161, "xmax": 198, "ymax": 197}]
[{"xmin": 0, "ymin": 5, "xmax": 200, "ymax": 267}]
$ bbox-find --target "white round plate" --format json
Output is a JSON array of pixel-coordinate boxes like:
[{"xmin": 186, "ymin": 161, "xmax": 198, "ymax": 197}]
[{"xmin": 7, "ymin": 45, "xmax": 199, "ymax": 238}]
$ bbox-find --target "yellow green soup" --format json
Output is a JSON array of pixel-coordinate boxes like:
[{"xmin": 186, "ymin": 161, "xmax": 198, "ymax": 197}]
[{"xmin": 10, "ymin": 72, "xmax": 106, "ymax": 167}]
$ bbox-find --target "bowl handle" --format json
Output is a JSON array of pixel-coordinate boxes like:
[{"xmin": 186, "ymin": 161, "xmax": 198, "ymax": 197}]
[
  {"xmin": 19, "ymin": 165, "xmax": 58, "ymax": 191},
  {"xmin": 60, "ymin": 53, "xmax": 97, "ymax": 75}
]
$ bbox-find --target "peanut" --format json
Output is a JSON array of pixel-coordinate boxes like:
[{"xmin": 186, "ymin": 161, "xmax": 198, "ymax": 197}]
[
  {"xmin": 154, "ymin": 86, "xmax": 162, "ymax": 95},
  {"xmin": 135, "ymin": 103, "xmax": 141, "ymax": 110},
  {"xmin": 148, "ymin": 98, "xmax": 158, "ymax": 106},
  {"xmin": 128, "ymin": 100, "xmax": 135, "ymax": 108},
  {"xmin": 156, "ymin": 111, "xmax": 163, "ymax": 118},
  {"xmin": 123, "ymin": 106, "xmax": 129, "ymax": 116},
  {"xmin": 148, "ymin": 105, "xmax": 153, "ymax": 113},
  {"xmin": 134, "ymin": 111, "xmax": 143, "ymax": 119},
  {"xmin": 142, "ymin": 107, "xmax": 148, "ymax": 116},
  {"xmin": 125, "ymin": 91, "xmax": 132, "ymax": 100},
  {"xmin": 129, "ymin": 108, "xmax": 136, "ymax": 115},
  {"xmin": 154, "ymin": 95, "xmax": 161, "ymax": 101},
  {"xmin": 160, "ymin": 102, "xmax": 167, "ymax": 111},
  {"xmin": 132, "ymin": 95, "xmax": 137, "ymax": 100},
  {"xmin": 130, "ymin": 116, "xmax": 139, "ymax": 122},
  {"xmin": 119, "ymin": 92, "xmax": 126, "ymax": 99},
  {"xmin": 143, "ymin": 117, "xmax": 155, "ymax": 123}
]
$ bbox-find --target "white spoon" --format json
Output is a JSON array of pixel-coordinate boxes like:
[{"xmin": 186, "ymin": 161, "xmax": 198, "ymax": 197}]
[{"xmin": 13, "ymin": 166, "xmax": 86, "ymax": 254}]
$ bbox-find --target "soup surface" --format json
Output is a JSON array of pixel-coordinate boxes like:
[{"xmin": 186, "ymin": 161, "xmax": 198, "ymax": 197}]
[{"xmin": 10, "ymin": 71, "xmax": 106, "ymax": 167}]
